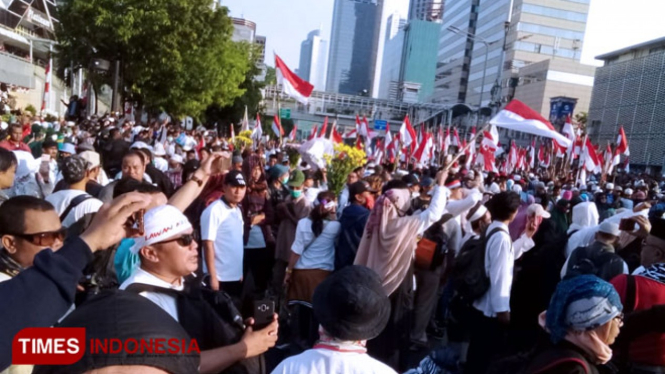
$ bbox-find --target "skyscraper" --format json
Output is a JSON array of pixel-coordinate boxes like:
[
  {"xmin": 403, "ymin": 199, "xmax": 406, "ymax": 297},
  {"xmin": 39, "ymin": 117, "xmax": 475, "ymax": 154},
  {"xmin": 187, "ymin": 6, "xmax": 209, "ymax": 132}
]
[
  {"xmin": 409, "ymin": 0, "xmax": 443, "ymax": 21},
  {"xmin": 298, "ymin": 30, "xmax": 329, "ymax": 91},
  {"xmin": 435, "ymin": 0, "xmax": 594, "ymax": 116},
  {"xmin": 326, "ymin": 0, "xmax": 383, "ymax": 95}
]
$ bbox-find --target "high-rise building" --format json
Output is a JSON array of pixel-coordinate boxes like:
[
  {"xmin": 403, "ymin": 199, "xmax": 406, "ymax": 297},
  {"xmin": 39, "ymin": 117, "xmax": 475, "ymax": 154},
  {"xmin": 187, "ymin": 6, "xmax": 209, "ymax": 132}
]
[
  {"xmin": 326, "ymin": 0, "xmax": 383, "ymax": 95},
  {"xmin": 377, "ymin": 13, "xmax": 407, "ymax": 99},
  {"xmin": 255, "ymin": 35, "xmax": 266, "ymax": 64},
  {"xmin": 587, "ymin": 37, "xmax": 665, "ymax": 170},
  {"xmin": 298, "ymin": 30, "xmax": 328, "ymax": 91},
  {"xmin": 230, "ymin": 17, "xmax": 256, "ymax": 43},
  {"xmin": 435, "ymin": 0, "xmax": 595, "ymax": 117},
  {"xmin": 409, "ymin": 0, "xmax": 443, "ymax": 21}
]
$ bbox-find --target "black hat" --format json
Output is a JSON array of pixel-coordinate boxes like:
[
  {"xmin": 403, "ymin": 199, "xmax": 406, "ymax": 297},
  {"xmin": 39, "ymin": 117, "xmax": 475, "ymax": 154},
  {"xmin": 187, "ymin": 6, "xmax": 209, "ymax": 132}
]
[
  {"xmin": 224, "ymin": 170, "xmax": 246, "ymax": 187},
  {"xmin": 313, "ymin": 265, "xmax": 390, "ymax": 341},
  {"xmin": 402, "ymin": 173, "xmax": 419, "ymax": 187},
  {"xmin": 33, "ymin": 291, "xmax": 199, "ymax": 374}
]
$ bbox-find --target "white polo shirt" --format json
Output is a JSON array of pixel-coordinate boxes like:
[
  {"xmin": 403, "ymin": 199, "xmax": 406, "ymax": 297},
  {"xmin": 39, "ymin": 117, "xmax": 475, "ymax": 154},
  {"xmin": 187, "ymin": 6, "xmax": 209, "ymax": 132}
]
[
  {"xmin": 45, "ymin": 189, "xmax": 103, "ymax": 227},
  {"xmin": 119, "ymin": 267, "xmax": 185, "ymax": 322},
  {"xmin": 201, "ymin": 198, "xmax": 244, "ymax": 282},
  {"xmin": 271, "ymin": 348, "xmax": 396, "ymax": 374}
]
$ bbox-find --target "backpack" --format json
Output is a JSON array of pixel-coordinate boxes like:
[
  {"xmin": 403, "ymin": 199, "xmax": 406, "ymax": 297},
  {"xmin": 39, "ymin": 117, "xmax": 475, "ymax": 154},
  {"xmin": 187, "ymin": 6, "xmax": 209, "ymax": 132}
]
[
  {"xmin": 452, "ymin": 227, "xmax": 505, "ymax": 303},
  {"xmin": 487, "ymin": 346, "xmax": 590, "ymax": 374},
  {"xmin": 420, "ymin": 214, "xmax": 453, "ymax": 271},
  {"xmin": 125, "ymin": 280, "xmax": 264, "ymax": 374}
]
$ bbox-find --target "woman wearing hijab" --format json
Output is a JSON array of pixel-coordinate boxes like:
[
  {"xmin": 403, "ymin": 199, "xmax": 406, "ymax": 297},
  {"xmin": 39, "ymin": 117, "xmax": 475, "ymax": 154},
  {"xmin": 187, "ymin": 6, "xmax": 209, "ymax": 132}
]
[
  {"xmin": 518, "ymin": 275, "xmax": 623, "ymax": 374},
  {"xmin": 550, "ymin": 198, "xmax": 571, "ymax": 235},
  {"xmin": 284, "ymin": 191, "xmax": 340, "ymax": 303},
  {"xmin": 354, "ymin": 169, "xmax": 448, "ymax": 370},
  {"xmin": 241, "ymin": 154, "xmax": 274, "ymax": 297}
]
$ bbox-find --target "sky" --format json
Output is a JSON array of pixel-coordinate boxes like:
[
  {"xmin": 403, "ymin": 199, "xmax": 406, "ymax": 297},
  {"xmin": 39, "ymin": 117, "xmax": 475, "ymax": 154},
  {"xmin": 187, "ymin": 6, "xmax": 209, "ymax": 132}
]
[{"xmin": 220, "ymin": 0, "xmax": 665, "ymax": 69}]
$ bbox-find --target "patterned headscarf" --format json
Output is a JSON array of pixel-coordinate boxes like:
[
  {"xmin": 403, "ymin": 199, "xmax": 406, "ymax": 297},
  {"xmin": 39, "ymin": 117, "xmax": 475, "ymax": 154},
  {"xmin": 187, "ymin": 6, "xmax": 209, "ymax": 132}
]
[{"xmin": 545, "ymin": 275, "xmax": 622, "ymax": 344}]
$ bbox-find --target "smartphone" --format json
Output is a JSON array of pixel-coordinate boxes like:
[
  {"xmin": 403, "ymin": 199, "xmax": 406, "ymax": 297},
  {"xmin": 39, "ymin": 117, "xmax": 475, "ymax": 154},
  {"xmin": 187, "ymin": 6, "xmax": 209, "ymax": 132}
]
[
  {"xmin": 619, "ymin": 218, "xmax": 634, "ymax": 231},
  {"xmin": 252, "ymin": 300, "xmax": 275, "ymax": 330},
  {"xmin": 126, "ymin": 209, "xmax": 145, "ymax": 236}
]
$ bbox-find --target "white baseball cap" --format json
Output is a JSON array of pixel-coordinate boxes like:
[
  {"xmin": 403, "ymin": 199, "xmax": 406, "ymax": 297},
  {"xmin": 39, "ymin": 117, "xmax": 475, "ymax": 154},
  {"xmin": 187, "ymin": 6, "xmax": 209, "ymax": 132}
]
[{"xmin": 527, "ymin": 203, "xmax": 551, "ymax": 219}]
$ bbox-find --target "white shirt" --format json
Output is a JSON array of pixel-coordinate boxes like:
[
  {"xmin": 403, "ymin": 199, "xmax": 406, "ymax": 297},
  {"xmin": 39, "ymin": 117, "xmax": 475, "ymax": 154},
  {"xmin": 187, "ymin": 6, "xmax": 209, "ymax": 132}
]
[
  {"xmin": 291, "ymin": 218, "xmax": 341, "ymax": 271},
  {"xmin": 120, "ymin": 267, "xmax": 184, "ymax": 322},
  {"xmin": 45, "ymin": 189, "xmax": 103, "ymax": 227},
  {"xmin": 271, "ymin": 348, "xmax": 396, "ymax": 374},
  {"xmin": 473, "ymin": 221, "xmax": 535, "ymax": 317},
  {"xmin": 201, "ymin": 199, "xmax": 244, "ymax": 282}
]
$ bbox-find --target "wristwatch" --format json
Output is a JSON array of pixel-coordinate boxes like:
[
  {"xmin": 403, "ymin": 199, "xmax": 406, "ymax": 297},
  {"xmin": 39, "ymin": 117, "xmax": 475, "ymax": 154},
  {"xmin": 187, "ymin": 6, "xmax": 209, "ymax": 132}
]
[{"xmin": 190, "ymin": 175, "xmax": 203, "ymax": 187}]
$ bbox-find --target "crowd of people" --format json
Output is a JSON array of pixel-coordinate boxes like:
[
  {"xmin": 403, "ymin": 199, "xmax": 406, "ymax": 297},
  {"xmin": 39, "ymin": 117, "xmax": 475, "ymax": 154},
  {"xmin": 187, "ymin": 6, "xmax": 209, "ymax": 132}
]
[{"xmin": 0, "ymin": 112, "xmax": 665, "ymax": 374}]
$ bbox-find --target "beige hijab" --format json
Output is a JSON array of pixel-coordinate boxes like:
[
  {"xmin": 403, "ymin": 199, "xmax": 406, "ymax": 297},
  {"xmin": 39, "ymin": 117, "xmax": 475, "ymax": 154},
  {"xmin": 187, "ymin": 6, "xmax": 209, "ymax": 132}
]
[{"xmin": 354, "ymin": 188, "xmax": 423, "ymax": 296}]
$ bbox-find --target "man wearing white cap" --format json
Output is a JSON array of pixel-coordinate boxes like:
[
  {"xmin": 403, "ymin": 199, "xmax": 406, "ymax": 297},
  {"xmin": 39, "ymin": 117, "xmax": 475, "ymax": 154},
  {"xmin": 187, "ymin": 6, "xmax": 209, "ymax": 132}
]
[
  {"xmin": 165, "ymin": 154, "xmax": 185, "ymax": 189},
  {"xmin": 120, "ymin": 205, "xmax": 278, "ymax": 373},
  {"xmin": 561, "ymin": 221, "xmax": 628, "ymax": 281}
]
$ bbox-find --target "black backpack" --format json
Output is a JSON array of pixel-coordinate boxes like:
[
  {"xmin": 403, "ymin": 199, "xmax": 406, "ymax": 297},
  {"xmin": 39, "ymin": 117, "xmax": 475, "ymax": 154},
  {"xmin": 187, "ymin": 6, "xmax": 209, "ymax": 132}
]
[
  {"xmin": 125, "ymin": 280, "xmax": 264, "ymax": 374},
  {"xmin": 452, "ymin": 227, "xmax": 505, "ymax": 303},
  {"xmin": 565, "ymin": 245, "xmax": 626, "ymax": 282},
  {"xmin": 421, "ymin": 214, "xmax": 453, "ymax": 271}
]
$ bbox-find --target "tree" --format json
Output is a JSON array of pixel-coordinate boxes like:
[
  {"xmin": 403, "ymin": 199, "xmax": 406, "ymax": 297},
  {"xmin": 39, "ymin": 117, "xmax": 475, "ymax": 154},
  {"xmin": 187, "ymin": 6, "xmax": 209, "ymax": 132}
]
[
  {"xmin": 574, "ymin": 112, "xmax": 588, "ymax": 132},
  {"xmin": 55, "ymin": 0, "xmax": 251, "ymax": 118},
  {"xmin": 264, "ymin": 66, "xmax": 276, "ymax": 86}
]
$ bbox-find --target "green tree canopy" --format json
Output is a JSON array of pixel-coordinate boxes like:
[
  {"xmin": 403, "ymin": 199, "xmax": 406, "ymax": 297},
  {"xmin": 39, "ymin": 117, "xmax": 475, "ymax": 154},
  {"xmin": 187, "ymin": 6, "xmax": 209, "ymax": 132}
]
[{"xmin": 55, "ymin": 0, "xmax": 251, "ymax": 118}]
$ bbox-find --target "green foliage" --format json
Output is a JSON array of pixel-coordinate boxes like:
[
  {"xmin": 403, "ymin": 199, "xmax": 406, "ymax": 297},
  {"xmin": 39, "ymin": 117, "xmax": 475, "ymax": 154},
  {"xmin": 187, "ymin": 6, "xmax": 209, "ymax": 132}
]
[
  {"xmin": 55, "ymin": 0, "xmax": 251, "ymax": 118},
  {"xmin": 264, "ymin": 66, "xmax": 276, "ymax": 86},
  {"xmin": 24, "ymin": 104, "xmax": 37, "ymax": 116}
]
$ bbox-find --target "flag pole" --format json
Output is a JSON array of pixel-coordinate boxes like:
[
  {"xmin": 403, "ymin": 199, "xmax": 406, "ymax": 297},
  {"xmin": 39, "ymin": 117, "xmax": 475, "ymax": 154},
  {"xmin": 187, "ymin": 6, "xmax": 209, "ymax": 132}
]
[
  {"xmin": 575, "ymin": 133, "xmax": 588, "ymax": 185},
  {"xmin": 445, "ymin": 124, "xmax": 489, "ymax": 171}
]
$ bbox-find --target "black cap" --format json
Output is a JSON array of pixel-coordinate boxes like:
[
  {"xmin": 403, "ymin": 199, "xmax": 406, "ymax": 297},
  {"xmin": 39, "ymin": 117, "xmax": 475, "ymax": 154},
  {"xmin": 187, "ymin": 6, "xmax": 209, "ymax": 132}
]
[
  {"xmin": 33, "ymin": 291, "xmax": 199, "ymax": 374},
  {"xmin": 224, "ymin": 170, "xmax": 246, "ymax": 187},
  {"xmin": 313, "ymin": 266, "xmax": 390, "ymax": 341},
  {"xmin": 402, "ymin": 173, "xmax": 419, "ymax": 187}
]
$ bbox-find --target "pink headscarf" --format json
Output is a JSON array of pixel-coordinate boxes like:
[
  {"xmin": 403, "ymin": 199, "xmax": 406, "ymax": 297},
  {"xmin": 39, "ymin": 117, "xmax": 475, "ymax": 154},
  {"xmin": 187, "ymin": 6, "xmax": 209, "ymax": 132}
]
[{"xmin": 355, "ymin": 189, "xmax": 422, "ymax": 296}]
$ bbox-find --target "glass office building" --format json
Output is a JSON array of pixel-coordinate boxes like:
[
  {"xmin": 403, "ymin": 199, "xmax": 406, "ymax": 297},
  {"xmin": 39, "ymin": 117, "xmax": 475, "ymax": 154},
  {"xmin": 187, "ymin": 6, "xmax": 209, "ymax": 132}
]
[{"xmin": 326, "ymin": 0, "xmax": 382, "ymax": 95}]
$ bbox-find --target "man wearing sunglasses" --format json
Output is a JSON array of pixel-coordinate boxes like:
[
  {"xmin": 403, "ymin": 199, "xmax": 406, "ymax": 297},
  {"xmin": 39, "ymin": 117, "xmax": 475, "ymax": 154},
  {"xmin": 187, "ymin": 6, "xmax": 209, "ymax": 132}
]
[
  {"xmin": 0, "ymin": 196, "xmax": 65, "ymax": 282},
  {"xmin": 120, "ymin": 204, "xmax": 278, "ymax": 374}
]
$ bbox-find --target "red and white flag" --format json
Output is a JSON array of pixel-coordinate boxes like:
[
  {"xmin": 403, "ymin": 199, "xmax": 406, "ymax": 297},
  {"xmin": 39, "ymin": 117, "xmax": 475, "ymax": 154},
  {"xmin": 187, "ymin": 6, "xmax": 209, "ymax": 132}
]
[
  {"xmin": 343, "ymin": 128, "xmax": 357, "ymax": 139},
  {"xmin": 241, "ymin": 106, "xmax": 250, "ymax": 132},
  {"xmin": 252, "ymin": 113, "xmax": 263, "ymax": 142},
  {"xmin": 398, "ymin": 115, "xmax": 416, "ymax": 152},
  {"xmin": 562, "ymin": 115, "xmax": 575, "ymax": 145},
  {"xmin": 272, "ymin": 114, "xmax": 284, "ymax": 138},
  {"xmin": 508, "ymin": 141, "xmax": 518, "ymax": 173},
  {"xmin": 318, "ymin": 117, "xmax": 328, "ymax": 138},
  {"xmin": 480, "ymin": 125, "xmax": 499, "ymax": 172},
  {"xmin": 275, "ymin": 54, "xmax": 314, "ymax": 104},
  {"xmin": 308, "ymin": 124, "xmax": 318, "ymax": 141},
  {"xmin": 613, "ymin": 126, "xmax": 630, "ymax": 166},
  {"xmin": 490, "ymin": 100, "xmax": 572, "ymax": 148},
  {"xmin": 581, "ymin": 138, "xmax": 601, "ymax": 173},
  {"xmin": 41, "ymin": 53, "xmax": 52, "ymax": 112},
  {"xmin": 289, "ymin": 124, "xmax": 298, "ymax": 141},
  {"xmin": 451, "ymin": 128, "xmax": 461, "ymax": 148},
  {"xmin": 413, "ymin": 132, "xmax": 433, "ymax": 165},
  {"xmin": 604, "ymin": 143, "xmax": 614, "ymax": 175},
  {"xmin": 529, "ymin": 139, "xmax": 536, "ymax": 169},
  {"xmin": 443, "ymin": 127, "xmax": 451, "ymax": 154},
  {"xmin": 230, "ymin": 123, "xmax": 236, "ymax": 141},
  {"xmin": 331, "ymin": 122, "xmax": 343, "ymax": 144}
]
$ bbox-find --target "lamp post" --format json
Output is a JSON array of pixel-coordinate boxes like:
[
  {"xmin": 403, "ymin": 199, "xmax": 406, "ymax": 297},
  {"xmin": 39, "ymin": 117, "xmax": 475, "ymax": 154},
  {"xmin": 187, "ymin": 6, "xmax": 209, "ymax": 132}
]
[{"xmin": 447, "ymin": 26, "xmax": 499, "ymax": 125}]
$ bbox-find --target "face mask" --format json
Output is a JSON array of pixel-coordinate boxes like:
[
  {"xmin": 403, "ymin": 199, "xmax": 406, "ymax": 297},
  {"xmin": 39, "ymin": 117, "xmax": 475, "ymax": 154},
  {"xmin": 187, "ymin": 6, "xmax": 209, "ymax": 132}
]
[
  {"xmin": 282, "ymin": 177, "xmax": 289, "ymax": 185},
  {"xmin": 290, "ymin": 190, "xmax": 302, "ymax": 198},
  {"xmin": 167, "ymin": 136, "xmax": 174, "ymax": 142}
]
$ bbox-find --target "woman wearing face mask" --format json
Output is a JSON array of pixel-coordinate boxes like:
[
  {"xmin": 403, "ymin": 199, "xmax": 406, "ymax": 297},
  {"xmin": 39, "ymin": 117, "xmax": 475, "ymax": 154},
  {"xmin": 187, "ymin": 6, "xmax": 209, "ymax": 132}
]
[
  {"xmin": 272, "ymin": 170, "xmax": 312, "ymax": 301},
  {"xmin": 354, "ymin": 169, "xmax": 448, "ymax": 370},
  {"xmin": 240, "ymin": 154, "xmax": 275, "ymax": 297},
  {"xmin": 284, "ymin": 190, "xmax": 341, "ymax": 303},
  {"xmin": 512, "ymin": 275, "xmax": 623, "ymax": 374}
]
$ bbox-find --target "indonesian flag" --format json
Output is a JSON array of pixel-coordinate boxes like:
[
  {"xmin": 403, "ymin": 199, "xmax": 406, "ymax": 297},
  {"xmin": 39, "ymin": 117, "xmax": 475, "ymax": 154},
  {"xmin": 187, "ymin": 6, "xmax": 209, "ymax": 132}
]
[
  {"xmin": 241, "ymin": 106, "xmax": 250, "ymax": 132},
  {"xmin": 604, "ymin": 144, "xmax": 614, "ymax": 175},
  {"xmin": 436, "ymin": 127, "xmax": 444, "ymax": 152},
  {"xmin": 413, "ymin": 132, "xmax": 433, "ymax": 164},
  {"xmin": 553, "ymin": 139, "xmax": 566, "ymax": 158},
  {"xmin": 308, "ymin": 124, "xmax": 318, "ymax": 141},
  {"xmin": 318, "ymin": 117, "xmax": 328, "ymax": 138},
  {"xmin": 480, "ymin": 125, "xmax": 499, "ymax": 172},
  {"xmin": 289, "ymin": 124, "xmax": 298, "ymax": 141},
  {"xmin": 529, "ymin": 139, "xmax": 536, "ymax": 169},
  {"xmin": 373, "ymin": 138, "xmax": 384, "ymax": 164},
  {"xmin": 331, "ymin": 122, "xmax": 343, "ymax": 144},
  {"xmin": 272, "ymin": 114, "xmax": 284, "ymax": 137},
  {"xmin": 355, "ymin": 136, "xmax": 363, "ymax": 150},
  {"xmin": 399, "ymin": 115, "xmax": 416, "ymax": 152},
  {"xmin": 490, "ymin": 100, "xmax": 572, "ymax": 147},
  {"xmin": 613, "ymin": 126, "xmax": 630, "ymax": 166},
  {"xmin": 230, "ymin": 123, "xmax": 235, "ymax": 141},
  {"xmin": 443, "ymin": 127, "xmax": 451, "ymax": 154},
  {"xmin": 508, "ymin": 141, "xmax": 518, "ymax": 173},
  {"xmin": 343, "ymin": 128, "xmax": 357, "ymax": 139},
  {"xmin": 451, "ymin": 128, "xmax": 461, "ymax": 148},
  {"xmin": 465, "ymin": 128, "xmax": 477, "ymax": 169},
  {"xmin": 538, "ymin": 144, "xmax": 546, "ymax": 166},
  {"xmin": 275, "ymin": 54, "xmax": 314, "ymax": 104},
  {"xmin": 41, "ymin": 53, "xmax": 52, "ymax": 112},
  {"xmin": 581, "ymin": 138, "xmax": 601, "ymax": 173},
  {"xmin": 355, "ymin": 115, "xmax": 362, "ymax": 135},
  {"xmin": 360, "ymin": 116, "xmax": 374, "ymax": 139},
  {"xmin": 252, "ymin": 113, "xmax": 263, "ymax": 142},
  {"xmin": 562, "ymin": 115, "xmax": 575, "ymax": 147}
]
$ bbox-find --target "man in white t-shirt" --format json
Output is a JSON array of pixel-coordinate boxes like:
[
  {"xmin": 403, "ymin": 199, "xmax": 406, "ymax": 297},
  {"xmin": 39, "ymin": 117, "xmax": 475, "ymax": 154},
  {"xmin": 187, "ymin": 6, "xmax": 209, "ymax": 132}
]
[
  {"xmin": 201, "ymin": 170, "xmax": 247, "ymax": 299},
  {"xmin": 45, "ymin": 156, "xmax": 103, "ymax": 227},
  {"xmin": 272, "ymin": 266, "xmax": 396, "ymax": 374}
]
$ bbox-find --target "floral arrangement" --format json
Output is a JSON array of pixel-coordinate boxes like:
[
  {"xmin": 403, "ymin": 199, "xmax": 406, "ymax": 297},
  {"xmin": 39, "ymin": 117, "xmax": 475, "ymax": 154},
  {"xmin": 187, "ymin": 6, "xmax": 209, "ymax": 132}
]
[
  {"xmin": 233, "ymin": 130, "xmax": 253, "ymax": 150},
  {"xmin": 325, "ymin": 143, "xmax": 366, "ymax": 198},
  {"xmin": 283, "ymin": 145, "xmax": 301, "ymax": 169}
]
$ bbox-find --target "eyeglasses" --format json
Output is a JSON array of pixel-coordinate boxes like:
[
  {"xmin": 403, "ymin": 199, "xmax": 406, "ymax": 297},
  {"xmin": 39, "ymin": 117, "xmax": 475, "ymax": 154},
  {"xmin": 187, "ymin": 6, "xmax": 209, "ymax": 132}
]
[
  {"xmin": 614, "ymin": 312, "xmax": 624, "ymax": 323},
  {"xmin": 10, "ymin": 228, "xmax": 67, "ymax": 247},
  {"xmin": 157, "ymin": 233, "xmax": 196, "ymax": 247}
]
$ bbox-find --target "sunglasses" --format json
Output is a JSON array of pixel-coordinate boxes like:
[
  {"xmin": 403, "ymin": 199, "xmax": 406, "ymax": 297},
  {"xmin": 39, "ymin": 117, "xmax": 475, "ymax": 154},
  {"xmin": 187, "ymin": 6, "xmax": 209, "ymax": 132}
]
[
  {"xmin": 10, "ymin": 228, "xmax": 67, "ymax": 247},
  {"xmin": 158, "ymin": 233, "xmax": 196, "ymax": 247}
]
